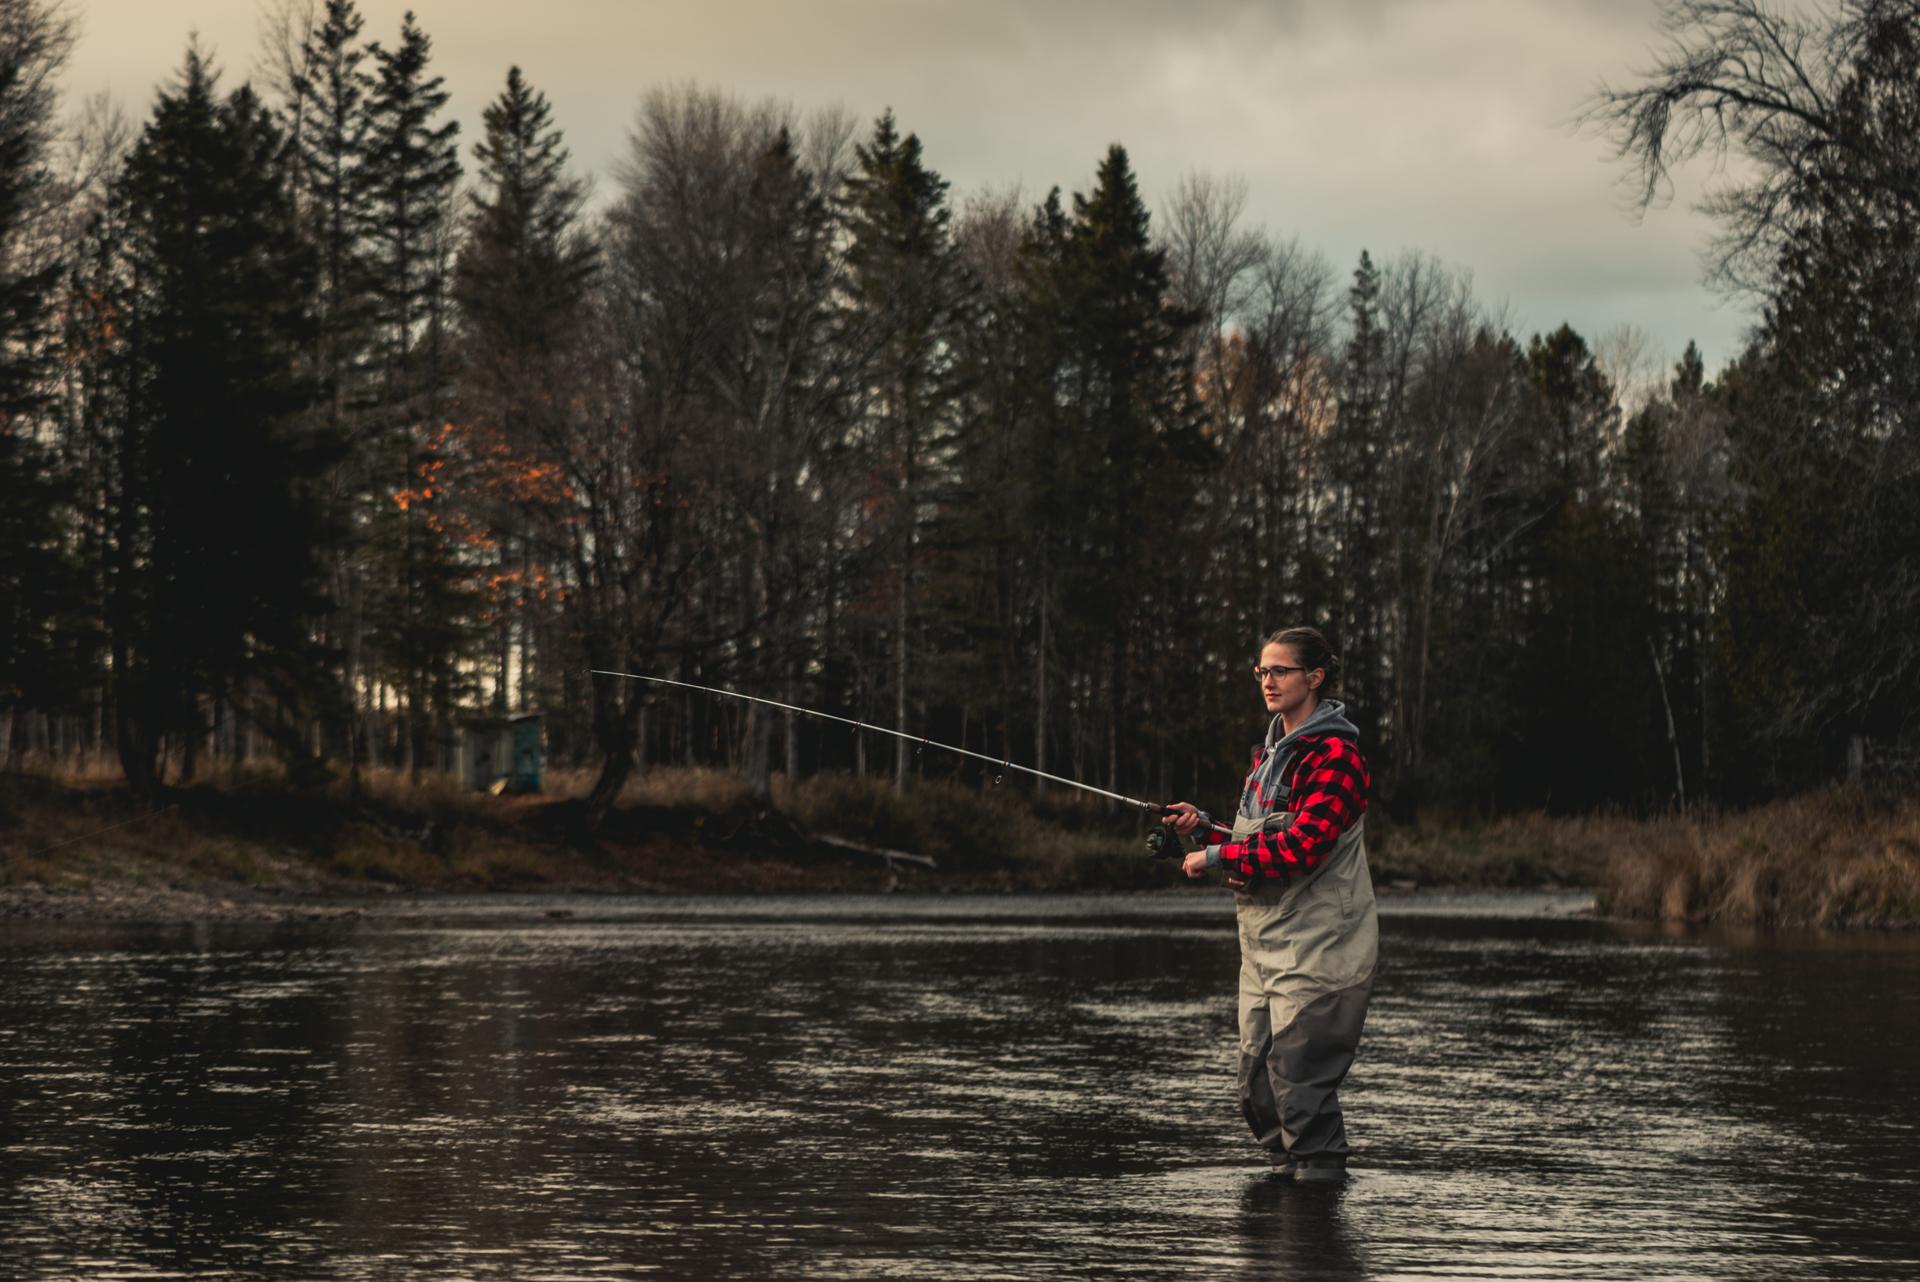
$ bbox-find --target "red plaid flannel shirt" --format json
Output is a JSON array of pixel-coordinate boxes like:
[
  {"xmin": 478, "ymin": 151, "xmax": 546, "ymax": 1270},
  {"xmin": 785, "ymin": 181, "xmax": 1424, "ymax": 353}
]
[{"xmin": 1208, "ymin": 735, "xmax": 1370, "ymax": 884}]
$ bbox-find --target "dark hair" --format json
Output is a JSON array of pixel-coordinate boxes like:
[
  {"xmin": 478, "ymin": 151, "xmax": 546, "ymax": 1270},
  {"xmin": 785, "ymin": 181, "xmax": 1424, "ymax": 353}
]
[{"xmin": 1263, "ymin": 626, "xmax": 1341, "ymax": 695}]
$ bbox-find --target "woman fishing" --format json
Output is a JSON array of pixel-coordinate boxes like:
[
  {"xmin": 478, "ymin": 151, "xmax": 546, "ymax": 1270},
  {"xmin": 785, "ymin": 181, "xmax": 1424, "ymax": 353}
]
[{"xmin": 1162, "ymin": 625, "xmax": 1378, "ymax": 1184}]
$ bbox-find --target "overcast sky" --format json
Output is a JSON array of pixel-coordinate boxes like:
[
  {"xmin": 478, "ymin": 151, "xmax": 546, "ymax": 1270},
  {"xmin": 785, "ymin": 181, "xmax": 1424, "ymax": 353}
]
[{"xmin": 68, "ymin": 0, "xmax": 1753, "ymax": 377}]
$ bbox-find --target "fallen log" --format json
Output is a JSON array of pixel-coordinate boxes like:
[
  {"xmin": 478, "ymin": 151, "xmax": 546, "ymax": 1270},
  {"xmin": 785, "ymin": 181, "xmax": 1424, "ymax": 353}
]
[{"xmin": 812, "ymin": 833, "xmax": 937, "ymax": 869}]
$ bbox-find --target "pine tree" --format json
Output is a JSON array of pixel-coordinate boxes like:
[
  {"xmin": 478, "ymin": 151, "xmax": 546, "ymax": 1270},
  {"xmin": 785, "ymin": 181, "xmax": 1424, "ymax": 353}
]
[
  {"xmin": 1010, "ymin": 186, "xmax": 1074, "ymax": 788},
  {"xmin": 1058, "ymin": 145, "xmax": 1202, "ymax": 795},
  {"xmin": 284, "ymin": 0, "xmax": 380, "ymax": 776},
  {"xmin": 359, "ymin": 10, "xmax": 468, "ymax": 775},
  {"xmin": 363, "ymin": 11, "xmax": 458, "ymax": 393},
  {"xmin": 456, "ymin": 66, "xmax": 593, "ymax": 387},
  {"xmin": 1500, "ymin": 326, "xmax": 1652, "ymax": 809},
  {"xmin": 1717, "ymin": 15, "xmax": 1920, "ymax": 782},
  {"xmin": 108, "ymin": 49, "xmax": 328, "ymax": 793},
  {"xmin": 0, "ymin": 0, "xmax": 80, "ymax": 744},
  {"xmin": 294, "ymin": 0, "xmax": 376, "ymax": 427},
  {"xmin": 454, "ymin": 65, "xmax": 596, "ymax": 718},
  {"xmin": 1330, "ymin": 249, "xmax": 1387, "ymax": 732},
  {"xmin": 840, "ymin": 109, "xmax": 965, "ymax": 792}
]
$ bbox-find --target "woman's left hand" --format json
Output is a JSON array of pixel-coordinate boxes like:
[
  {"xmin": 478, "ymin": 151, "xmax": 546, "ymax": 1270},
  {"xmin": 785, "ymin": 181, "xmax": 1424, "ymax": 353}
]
[{"xmin": 1181, "ymin": 850, "xmax": 1209, "ymax": 879}]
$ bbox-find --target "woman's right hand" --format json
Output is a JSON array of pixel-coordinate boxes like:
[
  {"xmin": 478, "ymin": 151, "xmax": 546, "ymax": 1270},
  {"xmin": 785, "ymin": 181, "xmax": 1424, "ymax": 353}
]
[{"xmin": 1162, "ymin": 802, "xmax": 1202, "ymax": 836}]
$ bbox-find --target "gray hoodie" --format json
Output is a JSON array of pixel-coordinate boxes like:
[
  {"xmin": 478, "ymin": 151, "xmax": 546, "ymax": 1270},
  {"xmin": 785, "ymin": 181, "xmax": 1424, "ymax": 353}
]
[{"xmin": 1204, "ymin": 698, "xmax": 1362, "ymax": 879}]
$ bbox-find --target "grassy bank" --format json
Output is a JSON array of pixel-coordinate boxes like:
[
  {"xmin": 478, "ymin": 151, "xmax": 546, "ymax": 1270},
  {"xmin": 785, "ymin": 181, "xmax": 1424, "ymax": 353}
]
[
  {"xmin": 0, "ymin": 761, "xmax": 1168, "ymax": 917},
  {"xmin": 1594, "ymin": 787, "xmax": 1920, "ymax": 929},
  {"xmin": 2, "ymin": 762, "xmax": 1915, "ymax": 926},
  {"xmin": 1368, "ymin": 787, "xmax": 1920, "ymax": 927}
]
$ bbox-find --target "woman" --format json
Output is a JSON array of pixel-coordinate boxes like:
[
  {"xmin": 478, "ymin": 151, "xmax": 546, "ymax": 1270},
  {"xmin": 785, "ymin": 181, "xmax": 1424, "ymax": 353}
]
[{"xmin": 1163, "ymin": 626, "xmax": 1377, "ymax": 1183}]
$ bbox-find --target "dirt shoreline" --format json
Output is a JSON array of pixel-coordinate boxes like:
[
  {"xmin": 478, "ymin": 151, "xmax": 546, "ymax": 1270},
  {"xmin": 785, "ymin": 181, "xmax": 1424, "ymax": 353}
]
[
  {"xmin": 0, "ymin": 880, "xmax": 370, "ymax": 924},
  {"xmin": 0, "ymin": 874, "xmax": 1598, "ymax": 927},
  {"xmin": 5, "ymin": 770, "xmax": 1912, "ymax": 929}
]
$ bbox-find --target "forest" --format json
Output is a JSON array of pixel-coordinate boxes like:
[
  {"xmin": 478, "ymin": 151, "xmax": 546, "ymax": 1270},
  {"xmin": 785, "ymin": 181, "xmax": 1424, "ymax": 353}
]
[{"xmin": 1, "ymin": 0, "xmax": 1915, "ymax": 836}]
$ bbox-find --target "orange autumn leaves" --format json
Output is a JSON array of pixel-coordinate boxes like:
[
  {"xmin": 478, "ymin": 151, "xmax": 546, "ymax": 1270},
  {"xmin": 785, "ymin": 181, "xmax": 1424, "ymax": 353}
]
[{"xmin": 390, "ymin": 419, "xmax": 575, "ymax": 619}]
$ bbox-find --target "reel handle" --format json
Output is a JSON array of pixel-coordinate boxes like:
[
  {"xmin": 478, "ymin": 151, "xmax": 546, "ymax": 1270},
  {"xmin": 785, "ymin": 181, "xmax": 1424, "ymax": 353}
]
[{"xmin": 1144, "ymin": 805, "xmax": 1217, "ymax": 860}]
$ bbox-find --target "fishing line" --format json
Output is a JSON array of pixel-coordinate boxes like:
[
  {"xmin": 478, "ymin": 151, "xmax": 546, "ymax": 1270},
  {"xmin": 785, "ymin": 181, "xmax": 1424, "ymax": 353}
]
[{"xmin": 590, "ymin": 668, "xmax": 1177, "ymax": 815}]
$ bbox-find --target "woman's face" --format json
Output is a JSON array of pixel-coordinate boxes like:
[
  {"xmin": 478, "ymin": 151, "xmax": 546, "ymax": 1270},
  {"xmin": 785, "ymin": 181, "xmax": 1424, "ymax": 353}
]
[{"xmin": 1256, "ymin": 642, "xmax": 1320, "ymax": 719}]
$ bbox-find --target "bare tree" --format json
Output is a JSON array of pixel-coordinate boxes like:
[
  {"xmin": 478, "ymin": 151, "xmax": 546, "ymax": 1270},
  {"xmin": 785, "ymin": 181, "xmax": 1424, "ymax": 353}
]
[
  {"xmin": 1593, "ymin": 322, "xmax": 1669, "ymax": 422},
  {"xmin": 583, "ymin": 85, "xmax": 852, "ymax": 813},
  {"xmin": 1163, "ymin": 170, "xmax": 1268, "ymax": 346},
  {"xmin": 1581, "ymin": 0, "xmax": 1920, "ymax": 291},
  {"xmin": 1390, "ymin": 290, "xmax": 1530, "ymax": 774},
  {"xmin": 253, "ymin": 0, "xmax": 320, "ymax": 115},
  {"xmin": 0, "ymin": 0, "xmax": 78, "ymax": 266}
]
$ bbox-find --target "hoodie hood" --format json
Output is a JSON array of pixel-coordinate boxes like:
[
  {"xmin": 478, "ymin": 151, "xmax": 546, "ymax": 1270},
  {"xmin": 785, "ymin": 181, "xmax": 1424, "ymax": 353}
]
[{"xmin": 1264, "ymin": 698, "xmax": 1359, "ymax": 757}]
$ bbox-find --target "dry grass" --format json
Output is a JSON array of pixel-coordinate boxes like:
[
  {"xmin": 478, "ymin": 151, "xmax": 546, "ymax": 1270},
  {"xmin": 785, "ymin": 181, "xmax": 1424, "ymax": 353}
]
[
  {"xmin": 9, "ymin": 753, "xmax": 1914, "ymax": 923},
  {"xmin": 1596, "ymin": 787, "xmax": 1920, "ymax": 928},
  {"xmin": 0, "ymin": 759, "xmax": 598, "ymax": 894},
  {"xmin": 1369, "ymin": 809, "xmax": 1632, "ymax": 888}
]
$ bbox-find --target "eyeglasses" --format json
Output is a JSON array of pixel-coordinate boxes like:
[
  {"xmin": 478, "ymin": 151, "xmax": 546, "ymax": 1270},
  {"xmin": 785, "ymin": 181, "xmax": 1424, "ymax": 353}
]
[{"xmin": 1253, "ymin": 664, "xmax": 1304, "ymax": 683}]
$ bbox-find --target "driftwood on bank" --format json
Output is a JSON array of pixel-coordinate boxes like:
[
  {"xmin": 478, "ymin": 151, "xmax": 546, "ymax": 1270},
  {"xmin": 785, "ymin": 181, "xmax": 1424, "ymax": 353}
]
[{"xmin": 812, "ymin": 833, "xmax": 937, "ymax": 869}]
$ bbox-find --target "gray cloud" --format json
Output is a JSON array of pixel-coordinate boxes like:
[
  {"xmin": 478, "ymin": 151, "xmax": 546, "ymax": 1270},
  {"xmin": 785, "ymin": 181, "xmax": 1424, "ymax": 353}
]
[{"xmin": 70, "ymin": 0, "xmax": 1753, "ymax": 368}]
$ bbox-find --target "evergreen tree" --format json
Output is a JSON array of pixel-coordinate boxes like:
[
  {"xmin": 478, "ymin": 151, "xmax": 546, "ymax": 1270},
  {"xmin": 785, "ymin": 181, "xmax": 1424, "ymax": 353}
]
[
  {"xmin": 454, "ymin": 65, "xmax": 596, "ymax": 717},
  {"xmin": 456, "ymin": 65, "xmax": 593, "ymax": 385},
  {"xmin": 1329, "ymin": 249, "xmax": 1387, "ymax": 737},
  {"xmin": 1501, "ymin": 327, "xmax": 1650, "ymax": 809},
  {"xmin": 363, "ymin": 11, "xmax": 458, "ymax": 392},
  {"xmin": 0, "ymin": 0, "xmax": 80, "ymax": 741},
  {"xmin": 286, "ymin": 0, "xmax": 379, "ymax": 775},
  {"xmin": 359, "ymin": 10, "xmax": 468, "ymax": 774},
  {"xmin": 1718, "ymin": 14, "xmax": 1920, "ymax": 784},
  {"xmin": 293, "ymin": 0, "xmax": 376, "ymax": 426},
  {"xmin": 1009, "ymin": 186, "xmax": 1075, "ymax": 787},
  {"xmin": 1058, "ymin": 146, "xmax": 1203, "ymax": 795},
  {"xmin": 107, "ymin": 49, "xmax": 328, "ymax": 793},
  {"xmin": 839, "ymin": 108, "xmax": 965, "ymax": 792},
  {"xmin": 1616, "ymin": 341, "xmax": 1724, "ymax": 807}
]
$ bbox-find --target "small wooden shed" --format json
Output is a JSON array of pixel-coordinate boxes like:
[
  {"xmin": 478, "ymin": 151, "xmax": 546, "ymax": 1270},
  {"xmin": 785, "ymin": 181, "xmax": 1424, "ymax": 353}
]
[{"xmin": 460, "ymin": 712, "xmax": 543, "ymax": 793}]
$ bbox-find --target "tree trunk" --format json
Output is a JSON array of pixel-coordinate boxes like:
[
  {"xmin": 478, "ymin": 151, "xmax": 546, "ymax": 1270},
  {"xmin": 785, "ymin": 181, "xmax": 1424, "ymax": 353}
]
[
  {"xmin": 785, "ymin": 665, "xmax": 800, "ymax": 782},
  {"xmin": 180, "ymin": 699, "xmax": 201, "ymax": 783},
  {"xmin": 587, "ymin": 746, "xmax": 632, "ymax": 823},
  {"xmin": 746, "ymin": 541, "xmax": 773, "ymax": 805},
  {"xmin": 1106, "ymin": 635, "xmax": 1121, "ymax": 807},
  {"xmin": 587, "ymin": 680, "xmax": 640, "ymax": 829},
  {"xmin": 636, "ymin": 704, "xmax": 649, "ymax": 779},
  {"xmin": 893, "ymin": 577, "xmax": 909, "ymax": 795},
  {"xmin": 115, "ymin": 697, "xmax": 160, "ymax": 801},
  {"xmin": 1648, "ymin": 635, "xmax": 1686, "ymax": 810},
  {"xmin": 1033, "ymin": 548, "xmax": 1049, "ymax": 797},
  {"xmin": 745, "ymin": 703, "xmax": 772, "ymax": 804}
]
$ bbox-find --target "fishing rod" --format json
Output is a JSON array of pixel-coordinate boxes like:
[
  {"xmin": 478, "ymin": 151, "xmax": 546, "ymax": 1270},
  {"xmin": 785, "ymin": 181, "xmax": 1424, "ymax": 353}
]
[{"xmin": 589, "ymin": 668, "xmax": 1215, "ymax": 856}]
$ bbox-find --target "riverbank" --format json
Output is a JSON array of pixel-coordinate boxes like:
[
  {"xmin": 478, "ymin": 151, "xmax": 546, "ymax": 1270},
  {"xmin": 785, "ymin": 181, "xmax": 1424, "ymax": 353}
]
[
  {"xmin": 1, "ymin": 765, "xmax": 1914, "ymax": 926},
  {"xmin": 0, "ymin": 764, "xmax": 1157, "ymax": 922},
  {"xmin": 1595, "ymin": 786, "xmax": 1920, "ymax": 928}
]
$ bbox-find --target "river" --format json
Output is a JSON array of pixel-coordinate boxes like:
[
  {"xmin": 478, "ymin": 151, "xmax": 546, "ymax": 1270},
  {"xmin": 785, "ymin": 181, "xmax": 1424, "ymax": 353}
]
[{"xmin": 3, "ymin": 892, "xmax": 1916, "ymax": 1280}]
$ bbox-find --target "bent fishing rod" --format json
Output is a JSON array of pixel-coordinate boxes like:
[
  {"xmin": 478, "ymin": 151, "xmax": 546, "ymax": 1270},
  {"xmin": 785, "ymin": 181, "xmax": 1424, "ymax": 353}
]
[{"xmin": 589, "ymin": 668, "xmax": 1215, "ymax": 854}]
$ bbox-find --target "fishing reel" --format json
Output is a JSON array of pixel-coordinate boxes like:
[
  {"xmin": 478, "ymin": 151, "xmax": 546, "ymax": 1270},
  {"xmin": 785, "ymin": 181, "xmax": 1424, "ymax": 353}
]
[
  {"xmin": 1144, "ymin": 824, "xmax": 1185, "ymax": 862},
  {"xmin": 1144, "ymin": 807, "xmax": 1216, "ymax": 861}
]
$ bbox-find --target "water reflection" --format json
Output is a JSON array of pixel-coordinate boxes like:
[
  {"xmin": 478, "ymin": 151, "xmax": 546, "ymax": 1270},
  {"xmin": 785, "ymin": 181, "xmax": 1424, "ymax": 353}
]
[
  {"xmin": 1235, "ymin": 1179, "xmax": 1362, "ymax": 1280},
  {"xmin": 2, "ymin": 896, "xmax": 1918, "ymax": 1280}
]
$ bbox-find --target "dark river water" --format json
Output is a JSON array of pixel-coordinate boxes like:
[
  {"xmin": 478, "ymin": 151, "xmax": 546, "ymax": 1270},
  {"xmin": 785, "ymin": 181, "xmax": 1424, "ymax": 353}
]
[{"xmin": 3, "ymin": 892, "xmax": 1917, "ymax": 1280}]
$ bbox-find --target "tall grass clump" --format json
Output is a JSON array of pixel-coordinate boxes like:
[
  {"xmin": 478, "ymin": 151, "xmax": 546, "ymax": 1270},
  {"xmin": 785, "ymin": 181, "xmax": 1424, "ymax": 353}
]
[{"xmin": 1597, "ymin": 787, "xmax": 1920, "ymax": 928}]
